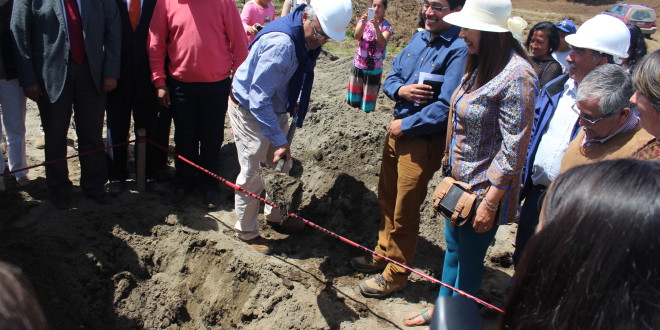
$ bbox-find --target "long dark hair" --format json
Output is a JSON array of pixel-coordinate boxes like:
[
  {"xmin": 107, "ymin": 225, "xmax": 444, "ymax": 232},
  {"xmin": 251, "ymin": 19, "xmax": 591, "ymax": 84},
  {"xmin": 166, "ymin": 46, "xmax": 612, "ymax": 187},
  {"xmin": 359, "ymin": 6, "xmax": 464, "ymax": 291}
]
[
  {"xmin": 462, "ymin": 31, "xmax": 531, "ymax": 91},
  {"xmin": 525, "ymin": 21, "xmax": 560, "ymax": 55},
  {"xmin": 501, "ymin": 159, "xmax": 660, "ymax": 329},
  {"xmin": 626, "ymin": 23, "xmax": 648, "ymax": 70}
]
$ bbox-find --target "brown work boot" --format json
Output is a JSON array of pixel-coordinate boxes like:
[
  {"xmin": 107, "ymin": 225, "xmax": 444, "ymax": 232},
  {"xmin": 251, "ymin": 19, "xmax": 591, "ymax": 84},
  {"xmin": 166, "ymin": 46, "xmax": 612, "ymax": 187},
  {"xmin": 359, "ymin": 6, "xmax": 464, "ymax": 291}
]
[
  {"xmin": 241, "ymin": 236, "xmax": 273, "ymax": 254},
  {"xmin": 359, "ymin": 274, "xmax": 407, "ymax": 298},
  {"xmin": 350, "ymin": 255, "xmax": 386, "ymax": 273},
  {"xmin": 268, "ymin": 217, "xmax": 306, "ymax": 233}
]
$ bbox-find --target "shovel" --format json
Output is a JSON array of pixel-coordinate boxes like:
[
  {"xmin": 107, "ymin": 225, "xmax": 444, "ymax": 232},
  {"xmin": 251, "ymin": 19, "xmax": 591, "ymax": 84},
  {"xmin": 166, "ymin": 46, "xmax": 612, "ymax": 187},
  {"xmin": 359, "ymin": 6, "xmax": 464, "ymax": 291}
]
[{"xmin": 260, "ymin": 116, "xmax": 303, "ymax": 219}]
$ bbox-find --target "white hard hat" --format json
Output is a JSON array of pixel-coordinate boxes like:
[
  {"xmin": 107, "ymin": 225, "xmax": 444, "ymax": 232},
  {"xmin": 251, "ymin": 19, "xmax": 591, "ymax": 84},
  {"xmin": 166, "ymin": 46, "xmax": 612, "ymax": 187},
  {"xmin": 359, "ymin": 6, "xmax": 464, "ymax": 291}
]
[
  {"xmin": 565, "ymin": 15, "xmax": 630, "ymax": 64},
  {"xmin": 310, "ymin": 0, "xmax": 353, "ymax": 41}
]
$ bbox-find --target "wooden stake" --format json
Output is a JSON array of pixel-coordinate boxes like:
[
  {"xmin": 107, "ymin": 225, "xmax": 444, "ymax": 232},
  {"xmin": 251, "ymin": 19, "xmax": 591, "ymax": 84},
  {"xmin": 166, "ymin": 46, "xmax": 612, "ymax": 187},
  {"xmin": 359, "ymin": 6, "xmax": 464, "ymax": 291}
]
[{"xmin": 137, "ymin": 128, "xmax": 146, "ymax": 192}]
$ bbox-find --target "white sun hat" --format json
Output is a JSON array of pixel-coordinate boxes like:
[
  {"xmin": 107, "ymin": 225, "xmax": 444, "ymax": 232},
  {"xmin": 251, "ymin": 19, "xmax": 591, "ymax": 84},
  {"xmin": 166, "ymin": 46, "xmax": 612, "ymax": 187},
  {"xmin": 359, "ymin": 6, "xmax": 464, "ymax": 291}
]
[
  {"xmin": 564, "ymin": 15, "xmax": 630, "ymax": 64},
  {"xmin": 442, "ymin": 0, "xmax": 527, "ymax": 43}
]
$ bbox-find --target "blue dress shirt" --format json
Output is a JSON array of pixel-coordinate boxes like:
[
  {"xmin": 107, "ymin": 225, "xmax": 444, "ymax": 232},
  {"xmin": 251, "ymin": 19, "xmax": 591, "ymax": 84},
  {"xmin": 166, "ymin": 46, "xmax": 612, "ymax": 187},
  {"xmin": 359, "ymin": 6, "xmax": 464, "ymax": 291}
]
[
  {"xmin": 232, "ymin": 32, "xmax": 299, "ymax": 147},
  {"xmin": 382, "ymin": 26, "xmax": 467, "ymax": 136}
]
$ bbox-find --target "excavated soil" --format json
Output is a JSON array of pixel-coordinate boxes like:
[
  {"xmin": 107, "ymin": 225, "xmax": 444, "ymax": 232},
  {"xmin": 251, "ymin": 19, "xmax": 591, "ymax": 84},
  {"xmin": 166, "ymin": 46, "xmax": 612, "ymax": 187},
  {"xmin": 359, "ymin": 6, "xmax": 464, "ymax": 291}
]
[{"xmin": 1, "ymin": 0, "xmax": 658, "ymax": 329}]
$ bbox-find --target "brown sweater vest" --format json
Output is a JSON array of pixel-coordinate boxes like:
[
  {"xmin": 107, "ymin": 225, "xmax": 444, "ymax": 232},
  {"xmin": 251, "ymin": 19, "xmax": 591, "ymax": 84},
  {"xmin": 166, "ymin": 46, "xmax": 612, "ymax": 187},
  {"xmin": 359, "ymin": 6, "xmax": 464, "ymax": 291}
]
[{"xmin": 560, "ymin": 124, "xmax": 653, "ymax": 173}]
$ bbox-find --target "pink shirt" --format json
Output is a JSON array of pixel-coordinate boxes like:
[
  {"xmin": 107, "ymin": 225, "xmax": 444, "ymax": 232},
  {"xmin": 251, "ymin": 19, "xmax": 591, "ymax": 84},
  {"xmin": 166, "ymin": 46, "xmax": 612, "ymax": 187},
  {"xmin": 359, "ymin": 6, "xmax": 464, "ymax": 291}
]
[
  {"xmin": 240, "ymin": 1, "xmax": 276, "ymax": 44},
  {"xmin": 148, "ymin": 0, "xmax": 248, "ymax": 88}
]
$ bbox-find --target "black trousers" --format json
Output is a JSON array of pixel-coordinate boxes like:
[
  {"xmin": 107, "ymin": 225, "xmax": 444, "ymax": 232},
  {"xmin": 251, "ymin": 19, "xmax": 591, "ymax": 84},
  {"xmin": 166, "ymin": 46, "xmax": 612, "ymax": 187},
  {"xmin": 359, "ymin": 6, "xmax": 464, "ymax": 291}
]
[
  {"xmin": 106, "ymin": 87, "xmax": 171, "ymax": 181},
  {"xmin": 37, "ymin": 60, "xmax": 107, "ymax": 198},
  {"xmin": 513, "ymin": 184, "xmax": 547, "ymax": 266},
  {"xmin": 167, "ymin": 76, "xmax": 230, "ymax": 191}
]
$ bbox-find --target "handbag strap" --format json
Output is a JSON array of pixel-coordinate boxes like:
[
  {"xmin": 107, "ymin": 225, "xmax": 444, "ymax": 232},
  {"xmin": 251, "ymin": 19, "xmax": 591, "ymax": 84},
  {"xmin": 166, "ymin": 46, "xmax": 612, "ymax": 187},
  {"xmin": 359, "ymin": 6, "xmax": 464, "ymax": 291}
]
[{"xmin": 442, "ymin": 91, "xmax": 459, "ymax": 177}]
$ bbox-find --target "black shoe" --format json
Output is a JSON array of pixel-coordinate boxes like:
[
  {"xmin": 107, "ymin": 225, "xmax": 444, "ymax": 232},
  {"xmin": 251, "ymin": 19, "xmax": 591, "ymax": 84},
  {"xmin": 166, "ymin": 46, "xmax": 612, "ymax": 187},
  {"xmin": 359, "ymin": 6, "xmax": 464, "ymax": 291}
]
[
  {"xmin": 52, "ymin": 195, "xmax": 72, "ymax": 210},
  {"xmin": 169, "ymin": 187, "xmax": 191, "ymax": 204},
  {"xmin": 107, "ymin": 180, "xmax": 126, "ymax": 197},
  {"xmin": 205, "ymin": 189, "xmax": 219, "ymax": 209}
]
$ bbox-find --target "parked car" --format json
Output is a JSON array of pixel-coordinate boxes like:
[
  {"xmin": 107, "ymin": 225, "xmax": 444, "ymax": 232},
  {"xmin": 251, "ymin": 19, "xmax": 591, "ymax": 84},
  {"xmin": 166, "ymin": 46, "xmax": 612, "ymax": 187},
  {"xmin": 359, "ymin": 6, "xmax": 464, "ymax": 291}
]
[{"xmin": 602, "ymin": 3, "xmax": 656, "ymax": 38}]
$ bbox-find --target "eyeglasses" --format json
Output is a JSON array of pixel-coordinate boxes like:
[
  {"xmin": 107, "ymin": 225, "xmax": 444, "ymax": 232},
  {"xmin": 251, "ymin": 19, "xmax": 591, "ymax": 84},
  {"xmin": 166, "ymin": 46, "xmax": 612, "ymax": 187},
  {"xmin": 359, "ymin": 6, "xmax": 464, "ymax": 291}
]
[
  {"xmin": 422, "ymin": 1, "xmax": 450, "ymax": 13},
  {"xmin": 310, "ymin": 20, "xmax": 330, "ymax": 41},
  {"xmin": 571, "ymin": 103, "xmax": 613, "ymax": 125}
]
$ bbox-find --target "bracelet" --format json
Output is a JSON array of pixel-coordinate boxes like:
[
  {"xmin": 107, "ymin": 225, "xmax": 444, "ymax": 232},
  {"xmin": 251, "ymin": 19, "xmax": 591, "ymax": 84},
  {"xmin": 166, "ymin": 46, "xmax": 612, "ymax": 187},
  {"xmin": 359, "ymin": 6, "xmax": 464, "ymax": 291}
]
[{"xmin": 482, "ymin": 198, "xmax": 498, "ymax": 212}]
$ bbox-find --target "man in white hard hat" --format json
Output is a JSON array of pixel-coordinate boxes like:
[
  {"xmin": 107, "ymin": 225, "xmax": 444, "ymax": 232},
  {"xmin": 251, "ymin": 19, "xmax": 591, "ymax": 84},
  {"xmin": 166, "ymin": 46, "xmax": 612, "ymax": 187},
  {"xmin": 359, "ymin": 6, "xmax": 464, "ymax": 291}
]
[
  {"xmin": 351, "ymin": 0, "xmax": 468, "ymax": 298},
  {"xmin": 228, "ymin": 0, "xmax": 352, "ymax": 254},
  {"xmin": 515, "ymin": 15, "xmax": 631, "ymax": 266}
]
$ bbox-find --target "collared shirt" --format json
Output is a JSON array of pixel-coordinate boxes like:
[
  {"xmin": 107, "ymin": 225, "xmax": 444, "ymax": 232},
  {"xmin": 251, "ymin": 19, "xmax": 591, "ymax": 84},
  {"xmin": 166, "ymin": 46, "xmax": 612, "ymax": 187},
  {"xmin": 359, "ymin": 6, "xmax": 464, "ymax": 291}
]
[
  {"xmin": 382, "ymin": 27, "xmax": 467, "ymax": 136},
  {"xmin": 449, "ymin": 53, "xmax": 536, "ymax": 224},
  {"xmin": 583, "ymin": 113, "xmax": 639, "ymax": 146},
  {"xmin": 232, "ymin": 32, "xmax": 299, "ymax": 147},
  {"xmin": 148, "ymin": 0, "xmax": 248, "ymax": 88},
  {"xmin": 531, "ymin": 78, "xmax": 579, "ymax": 187}
]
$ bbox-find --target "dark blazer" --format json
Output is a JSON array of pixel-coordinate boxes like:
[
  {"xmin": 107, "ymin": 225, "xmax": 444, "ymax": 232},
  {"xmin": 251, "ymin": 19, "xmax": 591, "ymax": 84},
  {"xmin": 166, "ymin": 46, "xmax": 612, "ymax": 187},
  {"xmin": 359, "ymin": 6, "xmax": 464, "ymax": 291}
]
[
  {"xmin": 0, "ymin": 0, "xmax": 18, "ymax": 80},
  {"xmin": 113, "ymin": 0, "xmax": 157, "ymax": 100},
  {"xmin": 10, "ymin": 0, "xmax": 121, "ymax": 102}
]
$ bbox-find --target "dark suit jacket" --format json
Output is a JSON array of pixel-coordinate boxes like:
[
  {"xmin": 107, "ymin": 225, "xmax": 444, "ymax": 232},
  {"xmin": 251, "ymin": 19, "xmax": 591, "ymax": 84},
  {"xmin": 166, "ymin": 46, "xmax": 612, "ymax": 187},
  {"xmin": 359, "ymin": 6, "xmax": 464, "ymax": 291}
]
[
  {"xmin": 113, "ymin": 0, "xmax": 156, "ymax": 100},
  {"xmin": 10, "ymin": 0, "xmax": 121, "ymax": 103},
  {"xmin": 0, "ymin": 0, "xmax": 18, "ymax": 80}
]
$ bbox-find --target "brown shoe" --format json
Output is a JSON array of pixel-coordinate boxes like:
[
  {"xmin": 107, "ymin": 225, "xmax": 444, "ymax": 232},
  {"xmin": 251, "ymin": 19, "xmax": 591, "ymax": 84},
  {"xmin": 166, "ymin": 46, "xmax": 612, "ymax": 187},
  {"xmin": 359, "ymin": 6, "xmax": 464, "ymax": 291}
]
[
  {"xmin": 268, "ymin": 217, "xmax": 306, "ymax": 233},
  {"xmin": 241, "ymin": 236, "xmax": 273, "ymax": 254},
  {"xmin": 351, "ymin": 256, "xmax": 386, "ymax": 273},
  {"xmin": 359, "ymin": 274, "xmax": 407, "ymax": 298}
]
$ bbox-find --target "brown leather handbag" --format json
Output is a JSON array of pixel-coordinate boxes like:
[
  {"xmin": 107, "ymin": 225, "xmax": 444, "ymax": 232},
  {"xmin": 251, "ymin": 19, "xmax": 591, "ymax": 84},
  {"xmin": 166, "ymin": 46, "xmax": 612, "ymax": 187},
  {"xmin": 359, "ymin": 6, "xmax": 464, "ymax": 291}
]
[
  {"xmin": 431, "ymin": 95, "xmax": 482, "ymax": 227},
  {"xmin": 432, "ymin": 176, "xmax": 482, "ymax": 227}
]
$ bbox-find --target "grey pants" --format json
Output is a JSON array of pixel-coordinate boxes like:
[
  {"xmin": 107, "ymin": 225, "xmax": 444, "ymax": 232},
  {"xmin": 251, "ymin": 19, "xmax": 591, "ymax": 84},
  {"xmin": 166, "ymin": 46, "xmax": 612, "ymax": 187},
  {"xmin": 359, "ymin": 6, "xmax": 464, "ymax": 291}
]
[{"xmin": 37, "ymin": 60, "xmax": 107, "ymax": 198}]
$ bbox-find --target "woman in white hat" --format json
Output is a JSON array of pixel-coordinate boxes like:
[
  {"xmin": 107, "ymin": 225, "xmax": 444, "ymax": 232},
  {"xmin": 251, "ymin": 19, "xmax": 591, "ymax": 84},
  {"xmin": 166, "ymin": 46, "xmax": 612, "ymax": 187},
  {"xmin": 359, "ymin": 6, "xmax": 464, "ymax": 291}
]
[{"xmin": 404, "ymin": 0, "xmax": 536, "ymax": 326}]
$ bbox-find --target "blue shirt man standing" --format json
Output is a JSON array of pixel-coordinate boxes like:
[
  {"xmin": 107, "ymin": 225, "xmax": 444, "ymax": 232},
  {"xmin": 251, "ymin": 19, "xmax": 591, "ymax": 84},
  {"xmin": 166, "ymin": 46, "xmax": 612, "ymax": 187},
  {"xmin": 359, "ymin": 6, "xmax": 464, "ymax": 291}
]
[{"xmin": 351, "ymin": 0, "xmax": 468, "ymax": 298}]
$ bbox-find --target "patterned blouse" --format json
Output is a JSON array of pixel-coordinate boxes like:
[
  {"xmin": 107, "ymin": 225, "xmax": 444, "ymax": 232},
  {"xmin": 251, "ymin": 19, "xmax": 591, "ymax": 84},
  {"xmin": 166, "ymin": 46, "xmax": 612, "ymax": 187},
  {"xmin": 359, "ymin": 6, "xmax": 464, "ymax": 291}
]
[
  {"xmin": 353, "ymin": 20, "xmax": 393, "ymax": 70},
  {"xmin": 632, "ymin": 138, "xmax": 660, "ymax": 161},
  {"xmin": 449, "ymin": 53, "xmax": 537, "ymax": 224}
]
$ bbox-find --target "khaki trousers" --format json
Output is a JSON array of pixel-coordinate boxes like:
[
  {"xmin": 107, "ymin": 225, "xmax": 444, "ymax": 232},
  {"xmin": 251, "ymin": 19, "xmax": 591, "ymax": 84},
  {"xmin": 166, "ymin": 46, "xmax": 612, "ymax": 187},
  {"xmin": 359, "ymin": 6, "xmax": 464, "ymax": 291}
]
[{"xmin": 374, "ymin": 133, "xmax": 443, "ymax": 285}]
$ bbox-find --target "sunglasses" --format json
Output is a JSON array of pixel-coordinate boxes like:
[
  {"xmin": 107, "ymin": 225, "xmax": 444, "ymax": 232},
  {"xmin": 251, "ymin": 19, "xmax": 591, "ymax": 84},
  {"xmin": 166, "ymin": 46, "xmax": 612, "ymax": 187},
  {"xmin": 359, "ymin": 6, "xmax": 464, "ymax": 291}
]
[{"xmin": 422, "ymin": 1, "xmax": 449, "ymax": 13}]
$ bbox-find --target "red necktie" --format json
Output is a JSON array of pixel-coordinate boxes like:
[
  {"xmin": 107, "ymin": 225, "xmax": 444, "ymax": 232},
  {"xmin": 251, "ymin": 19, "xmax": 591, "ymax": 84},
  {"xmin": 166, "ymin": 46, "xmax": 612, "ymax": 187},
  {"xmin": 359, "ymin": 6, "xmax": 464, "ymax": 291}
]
[
  {"xmin": 129, "ymin": 0, "xmax": 140, "ymax": 31},
  {"xmin": 63, "ymin": 0, "xmax": 86, "ymax": 64}
]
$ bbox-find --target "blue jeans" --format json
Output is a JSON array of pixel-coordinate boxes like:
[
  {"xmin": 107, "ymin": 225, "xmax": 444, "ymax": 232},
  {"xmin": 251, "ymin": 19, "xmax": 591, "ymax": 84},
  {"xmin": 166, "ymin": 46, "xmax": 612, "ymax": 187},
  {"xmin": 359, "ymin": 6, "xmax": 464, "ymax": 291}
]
[{"xmin": 440, "ymin": 218, "xmax": 498, "ymax": 296}]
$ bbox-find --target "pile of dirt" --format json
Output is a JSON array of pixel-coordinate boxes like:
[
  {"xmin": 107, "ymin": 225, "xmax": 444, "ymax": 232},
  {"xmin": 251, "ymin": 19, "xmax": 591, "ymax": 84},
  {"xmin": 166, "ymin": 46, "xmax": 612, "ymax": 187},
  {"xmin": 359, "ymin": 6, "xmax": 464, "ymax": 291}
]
[
  {"xmin": 0, "ymin": 53, "xmax": 510, "ymax": 330},
  {"xmin": 2, "ymin": 0, "xmax": 659, "ymax": 329}
]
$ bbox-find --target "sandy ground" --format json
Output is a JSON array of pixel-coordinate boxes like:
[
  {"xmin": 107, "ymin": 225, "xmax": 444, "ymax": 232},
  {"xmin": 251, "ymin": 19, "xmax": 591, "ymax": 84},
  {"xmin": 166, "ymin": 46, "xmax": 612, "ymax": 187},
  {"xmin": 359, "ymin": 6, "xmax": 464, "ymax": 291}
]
[{"xmin": 1, "ymin": 0, "xmax": 659, "ymax": 329}]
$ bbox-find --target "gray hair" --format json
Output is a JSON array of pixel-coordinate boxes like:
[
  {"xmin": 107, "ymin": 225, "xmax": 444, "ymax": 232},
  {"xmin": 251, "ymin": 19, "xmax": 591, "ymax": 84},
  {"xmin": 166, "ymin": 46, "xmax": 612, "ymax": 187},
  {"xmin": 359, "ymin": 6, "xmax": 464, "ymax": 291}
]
[
  {"xmin": 576, "ymin": 64, "xmax": 633, "ymax": 117},
  {"xmin": 632, "ymin": 50, "xmax": 660, "ymax": 114},
  {"xmin": 304, "ymin": 3, "xmax": 316, "ymax": 21},
  {"xmin": 591, "ymin": 51, "xmax": 615, "ymax": 64}
]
